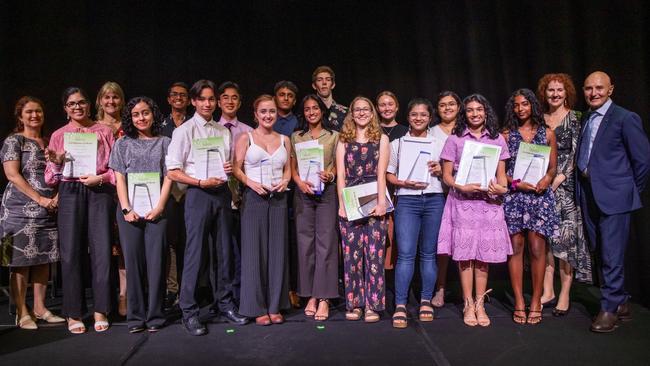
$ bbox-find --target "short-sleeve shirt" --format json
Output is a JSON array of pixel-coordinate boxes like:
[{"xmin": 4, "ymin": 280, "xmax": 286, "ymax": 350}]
[
  {"xmin": 274, "ymin": 113, "xmax": 299, "ymax": 137},
  {"xmin": 440, "ymin": 128, "xmax": 510, "ymax": 171},
  {"xmin": 290, "ymin": 129, "xmax": 339, "ymax": 172},
  {"xmin": 109, "ymin": 136, "xmax": 171, "ymax": 177}
]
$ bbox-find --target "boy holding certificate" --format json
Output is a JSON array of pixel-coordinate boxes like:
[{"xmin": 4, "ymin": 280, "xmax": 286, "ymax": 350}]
[
  {"xmin": 109, "ymin": 97, "xmax": 172, "ymax": 333},
  {"xmin": 503, "ymin": 89, "xmax": 559, "ymax": 326}
]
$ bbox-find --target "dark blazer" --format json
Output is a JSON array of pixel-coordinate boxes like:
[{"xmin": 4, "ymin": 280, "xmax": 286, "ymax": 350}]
[{"xmin": 576, "ymin": 101, "xmax": 650, "ymax": 215}]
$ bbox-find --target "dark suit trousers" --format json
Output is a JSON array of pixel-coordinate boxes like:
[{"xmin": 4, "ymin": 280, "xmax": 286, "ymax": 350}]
[
  {"xmin": 180, "ymin": 186, "xmax": 235, "ymax": 320},
  {"xmin": 116, "ymin": 209, "xmax": 167, "ymax": 328},
  {"xmin": 579, "ymin": 175, "xmax": 630, "ymax": 312},
  {"xmin": 58, "ymin": 182, "xmax": 114, "ymax": 317}
]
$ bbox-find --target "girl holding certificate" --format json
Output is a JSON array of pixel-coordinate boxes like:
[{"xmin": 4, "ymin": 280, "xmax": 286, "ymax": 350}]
[
  {"xmin": 45, "ymin": 87, "xmax": 116, "ymax": 334},
  {"xmin": 437, "ymin": 94, "xmax": 510, "ymax": 327},
  {"xmin": 233, "ymin": 95, "xmax": 292, "ymax": 326},
  {"xmin": 386, "ymin": 98, "xmax": 446, "ymax": 328},
  {"xmin": 1, "ymin": 96, "xmax": 63, "ymax": 330},
  {"xmin": 109, "ymin": 97, "xmax": 172, "ymax": 333},
  {"xmin": 290, "ymin": 95, "xmax": 339, "ymax": 321},
  {"xmin": 336, "ymin": 96, "xmax": 390, "ymax": 323},
  {"xmin": 503, "ymin": 88, "xmax": 559, "ymax": 325},
  {"xmin": 537, "ymin": 74, "xmax": 592, "ymax": 316},
  {"xmin": 430, "ymin": 91, "xmax": 462, "ymax": 308}
]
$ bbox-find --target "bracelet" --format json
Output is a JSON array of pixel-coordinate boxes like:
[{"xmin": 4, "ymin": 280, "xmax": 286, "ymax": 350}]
[
  {"xmin": 98, "ymin": 175, "xmax": 104, "ymax": 187},
  {"xmin": 511, "ymin": 179, "xmax": 521, "ymax": 191}
]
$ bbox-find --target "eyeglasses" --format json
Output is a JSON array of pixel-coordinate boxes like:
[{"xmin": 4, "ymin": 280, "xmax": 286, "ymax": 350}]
[
  {"xmin": 408, "ymin": 112, "xmax": 431, "ymax": 119},
  {"xmin": 352, "ymin": 107, "xmax": 371, "ymax": 115},
  {"xmin": 438, "ymin": 102, "xmax": 457, "ymax": 109},
  {"xmin": 65, "ymin": 100, "xmax": 88, "ymax": 108},
  {"xmin": 169, "ymin": 92, "xmax": 188, "ymax": 98}
]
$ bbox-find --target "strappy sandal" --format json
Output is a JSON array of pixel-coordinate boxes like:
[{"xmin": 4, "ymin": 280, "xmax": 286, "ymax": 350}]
[
  {"xmin": 345, "ymin": 308, "xmax": 363, "ymax": 321},
  {"xmin": 392, "ymin": 305, "xmax": 408, "ymax": 329},
  {"xmin": 314, "ymin": 299, "xmax": 330, "ymax": 321},
  {"xmin": 364, "ymin": 309, "xmax": 380, "ymax": 323},
  {"xmin": 35, "ymin": 310, "xmax": 65, "ymax": 324},
  {"xmin": 67, "ymin": 318, "xmax": 86, "ymax": 334},
  {"xmin": 475, "ymin": 289, "xmax": 492, "ymax": 327},
  {"xmin": 512, "ymin": 309, "xmax": 527, "ymax": 325},
  {"xmin": 419, "ymin": 300, "xmax": 434, "ymax": 322},
  {"xmin": 463, "ymin": 298, "xmax": 477, "ymax": 327},
  {"xmin": 94, "ymin": 313, "xmax": 110, "ymax": 332},
  {"xmin": 304, "ymin": 298, "xmax": 317, "ymax": 318},
  {"xmin": 527, "ymin": 310, "xmax": 543, "ymax": 325}
]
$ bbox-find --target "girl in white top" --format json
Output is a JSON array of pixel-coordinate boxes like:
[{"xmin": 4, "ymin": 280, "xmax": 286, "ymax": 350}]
[
  {"xmin": 386, "ymin": 98, "xmax": 447, "ymax": 328},
  {"xmin": 232, "ymin": 95, "xmax": 292, "ymax": 326}
]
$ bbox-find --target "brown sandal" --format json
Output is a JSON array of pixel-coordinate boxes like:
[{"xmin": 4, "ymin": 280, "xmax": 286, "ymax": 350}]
[
  {"xmin": 392, "ymin": 305, "xmax": 408, "ymax": 329},
  {"xmin": 419, "ymin": 300, "xmax": 434, "ymax": 322},
  {"xmin": 345, "ymin": 308, "xmax": 363, "ymax": 321},
  {"xmin": 314, "ymin": 299, "xmax": 330, "ymax": 321}
]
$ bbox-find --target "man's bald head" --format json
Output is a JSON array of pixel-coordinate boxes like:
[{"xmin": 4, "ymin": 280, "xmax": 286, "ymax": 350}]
[{"xmin": 583, "ymin": 71, "xmax": 614, "ymax": 110}]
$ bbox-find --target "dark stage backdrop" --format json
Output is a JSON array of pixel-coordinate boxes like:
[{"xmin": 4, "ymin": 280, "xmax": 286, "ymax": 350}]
[{"xmin": 1, "ymin": 1, "xmax": 649, "ymax": 305}]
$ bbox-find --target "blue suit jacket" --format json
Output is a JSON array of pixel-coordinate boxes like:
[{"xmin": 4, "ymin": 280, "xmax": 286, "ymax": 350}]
[{"xmin": 576, "ymin": 102, "xmax": 650, "ymax": 215}]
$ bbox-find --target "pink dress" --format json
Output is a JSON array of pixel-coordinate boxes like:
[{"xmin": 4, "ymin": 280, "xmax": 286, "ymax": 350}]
[{"xmin": 436, "ymin": 129, "xmax": 512, "ymax": 263}]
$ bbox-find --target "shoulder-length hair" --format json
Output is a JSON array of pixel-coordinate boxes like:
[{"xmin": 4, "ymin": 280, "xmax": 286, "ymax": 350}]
[
  {"xmin": 297, "ymin": 94, "xmax": 334, "ymax": 135},
  {"xmin": 95, "ymin": 81, "xmax": 125, "ymax": 121},
  {"xmin": 431, "ymin": 90, "xmax": 462, "ymax": 126},
  {"xmin": 536, "ymin": 73, "xmax": 577, "ymax": 112},
  {"xmin": 453, "ymin": 94, "xmax": 500, "ymax": 139},
  {"xmin": 504, "ymin": 88, "xmax": 547, "ymax": 131},
  {"xmin": 121, "ymin": 96, "xmax": 164, "ymax": 138},
  {"xmin": 339, "ymin": 96, "xmax": 382, "ymax": 143},
  {"xmin": 13, "ymin": 96, "xmax": 44, "ymax": 133}
]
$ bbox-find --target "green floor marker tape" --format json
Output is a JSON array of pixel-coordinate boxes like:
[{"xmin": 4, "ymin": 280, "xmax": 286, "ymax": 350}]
[
  {"xmin": 226, "ymin": 329, "xmax": 235, "ymax": 334},
  {"xmin": 316, "ymin": 325, "xmax": 325, "ymax": 330}
]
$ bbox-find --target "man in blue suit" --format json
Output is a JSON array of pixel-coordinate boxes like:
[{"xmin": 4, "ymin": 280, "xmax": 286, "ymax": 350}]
[{"xmin": 576, "ymin": 71, "xmax": 650, "ymax": 333}]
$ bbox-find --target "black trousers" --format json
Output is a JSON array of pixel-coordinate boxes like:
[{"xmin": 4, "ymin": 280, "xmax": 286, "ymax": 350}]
[
  {"xmin": 180, "ymin": 186, "xmax": 236, "ymax": 320},
  {"xmin": 116, "ymin": 208, "xmax": 167, "ymax": 328},
  {"xmin": 165, "ymin": 196, "xmax": 185, "ymax": 294},
  {"xmin": 58, "ymin": 182, "xmax": 114, "ymax": 318}
]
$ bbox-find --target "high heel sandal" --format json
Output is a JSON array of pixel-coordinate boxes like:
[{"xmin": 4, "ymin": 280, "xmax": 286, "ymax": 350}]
[
  {"xmin": 463, "ymin": 298, "xmax": 477, "ymax": 327},
  {"xmin": 527, "ymin": 305, "xmax": 543, "ymax": 325},
  {"xmin": 474, "ymin": 289, "xmax": 492, "ymax": 327},
  {"xmin": 512, "ymin": 309, "xmax": 527, "ymax": 325},
  {"xmin": 314, "ymin": 299, "xmax": 330, "ymax": 322}
]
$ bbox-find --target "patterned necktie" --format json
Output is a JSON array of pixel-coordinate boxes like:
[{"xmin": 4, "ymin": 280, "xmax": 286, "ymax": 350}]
[{"xmin": 577, "ymin": 111, "xmax": 599, "ymax": 173}]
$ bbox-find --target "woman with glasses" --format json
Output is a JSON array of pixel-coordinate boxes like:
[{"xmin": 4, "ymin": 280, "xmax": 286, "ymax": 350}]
[
  {"xmin": 45, "ymin": 87, "xmax": 116, "ymax": 334},
  {"xmin": 1, "ymin": 96, "xmax": 64, "ymax": 330},
  {"xmin": 336, "ymin": 96, "xmax": 390, "ymax": 323},
  {"xmin": 233, "ymin": 95, "xmax": 292, "ymax": 326},
  {"xmin": 387, "ymin": 98, "xmax": 447, "ymax": 328}
]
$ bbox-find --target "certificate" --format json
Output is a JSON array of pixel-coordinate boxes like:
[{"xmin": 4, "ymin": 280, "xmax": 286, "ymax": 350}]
[
  {"xmin": 397, "ymin": 136, "xmax": 435, "ymax": 184},
  {"xmin": 62, "ymin": 132, "xmax": 97, "ymax": 178},
  {"xmin": 128, "ymin": 172, "xmax": 161, "ymax": 217},
  {"xmin": 454, "ymin": 140, "xmax": 502, "ymax": 189},
  {"xmin": 296, "ymin": 144, "xmax": 325, "ymax": 194},
  {"xmin": 259, "ymin": 158, "xmax": 278, "ymax": 189},
  {"xmin": 192, "ymin": 137, "xmax": 227, "ymax": 180},
  {"xmin": 342, "ymin": 181, "xmax": 394, "ymax": 221},
  {"xmin": 512, "ymin": 142, "xmax": 551, "ymax": 184}
]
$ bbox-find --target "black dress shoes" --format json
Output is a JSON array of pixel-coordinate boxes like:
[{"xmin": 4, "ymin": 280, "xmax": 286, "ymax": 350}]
[
  {"xmin": 129, "ymin": 325, "xmax": 145, "ymax": 334},
  {"xmin": 221, "ymin": 309, "xmax": 250, "ymax": 325},
  {"xmin": 617, "ymin": 303, "xmax": 632, "ymax": 321},
  {"xmin": 590, "ymin": 311, "xmax": 618, "ymax": 333},
  {"xmin": 183, "ymin": 316, "xmax": 207, "ymax": 336},
  {"xmin": 552, "ymin": 305, "xmax": 570, "ymax": 317},
  {"xmin": 147, "ymin": 324, "xmax": 164, "ymax": 333}
]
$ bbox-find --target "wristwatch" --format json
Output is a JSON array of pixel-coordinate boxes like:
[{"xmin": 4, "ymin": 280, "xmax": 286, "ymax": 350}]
[{"xmin": 122, "ymin": 207, "xmax": 132, "ymax": 215}]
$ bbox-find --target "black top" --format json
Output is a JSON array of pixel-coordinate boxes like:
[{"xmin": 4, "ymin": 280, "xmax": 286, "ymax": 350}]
[{"xmin": 381, "ymin": 123, "xmax": 409, "ymax": 141}]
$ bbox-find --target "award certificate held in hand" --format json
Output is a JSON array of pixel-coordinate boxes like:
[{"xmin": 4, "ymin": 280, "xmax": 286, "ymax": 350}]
[
  {"xmin": 62, "ymin": 132, "xmax": 97, "ymax": 178},
  {"xmin": 296, "ymin": 142, "xmax": 325, "ymax": 194},
  {"xmin": 397, "ymin": 136, "xmax": 437, "ymax": 184},
  {"xmin": 512, "ymin": 142, "xmax": 551, "ymax": 185},
  {"xmin": 342, "ymin": 181, "xmax": 394, "ymax": 221},
  {"xmin": 454, "ymin": 140, "xmax": 502, "ymax": 189},
  {"xmin": 192, "ymin": 136, "xmax": 227, "ymax": 180},
  {"xmin": 128, "ymin": 172, "xmax": 161, "ymax": 217}
]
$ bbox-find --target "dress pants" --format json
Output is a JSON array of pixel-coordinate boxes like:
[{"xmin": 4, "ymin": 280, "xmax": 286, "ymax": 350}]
[
  {"xmin": 165, "ymin": 196, "xmax": 185, "ymax": 295},
  {"xmin": 294, "ymin": 184, "xmax": 339, "ymax": 299},
  {"xmin": 180, "ymin": 186, "xmax": 235, "ymax": 320},
  {"xmin": 116, "ymin": 209, "xmax": 167, "ymax": 327},
  {"xmin": 579, "ymin": 175, "xmax": 631, "ymax": 312},
  {"xmin": 58, "ymin": 182, "xmax": 114, "ymax": 318}
]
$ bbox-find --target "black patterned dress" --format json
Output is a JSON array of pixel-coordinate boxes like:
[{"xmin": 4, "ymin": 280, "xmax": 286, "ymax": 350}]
[
  {"xmin": 339, "ymin": 141, "xmax": 387, "ymax": 311},
  {"xmin": 548, "ymin": 111, "xmax": 592, "ymax": 283},
  {"xmin": 1, "ymin": 135, "xmax": 59, "ymax": 267}
]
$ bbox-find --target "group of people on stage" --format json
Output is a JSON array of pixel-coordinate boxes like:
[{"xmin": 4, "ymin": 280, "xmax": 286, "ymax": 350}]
[{"xmin": 1, "ymin": 66, "xmax": 648, "ymax": 336}]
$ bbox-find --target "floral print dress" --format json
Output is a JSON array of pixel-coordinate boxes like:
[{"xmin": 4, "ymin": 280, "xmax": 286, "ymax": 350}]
[
  {"xmin": 339, "ymin": 141, "xmax": 387, "ymax": 311},
  {"xmin": 504, "ymin": 126, "xmax": 560, "ymax": 239}
]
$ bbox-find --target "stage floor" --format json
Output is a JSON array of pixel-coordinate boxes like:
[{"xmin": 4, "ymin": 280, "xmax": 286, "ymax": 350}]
[{"xmin": 1, "ymin": 282, "xmax": 649, "ymax": 366}]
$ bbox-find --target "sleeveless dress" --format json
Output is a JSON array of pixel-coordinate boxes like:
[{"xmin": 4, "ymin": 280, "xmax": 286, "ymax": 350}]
[
  {"xmin": 504, "ymin": 126, "xmax": 560, "ymax": 238},
  {"xmin": 339, "ymin": 141, "xmax": 387, "ymax": 311}
]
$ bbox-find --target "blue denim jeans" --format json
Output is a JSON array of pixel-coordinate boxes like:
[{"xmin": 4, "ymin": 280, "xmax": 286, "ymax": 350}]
[{"xmin": 394, "ymin": 193, "xmax": 445, "ymax": 305}]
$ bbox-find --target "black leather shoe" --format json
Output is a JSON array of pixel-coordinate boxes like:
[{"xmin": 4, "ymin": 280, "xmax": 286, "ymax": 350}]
[
  {"xmin": 182, "ymin": 316, "xmax": 207, "ymax": 336},
  {"xmin": 590, "ymin": 311, "xmax": 618, "ymax": 333},
  {"xmin": 129, "ymin": 325, "xmax": 145, "ymax": 334},
  {"xmin": 552, "ymin": 305, "xmax": 570, "ymax": 317},
  {"xmin": 147, "ymin": 324, "xmax": 164, "ymax": 333},
  {"xmin": 617, "ymin": 303, "xmax": 632, "ymax": 322},
  {"xmin": 221, "ymin": 309, "xmax": 249, "ymax": 325}
]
